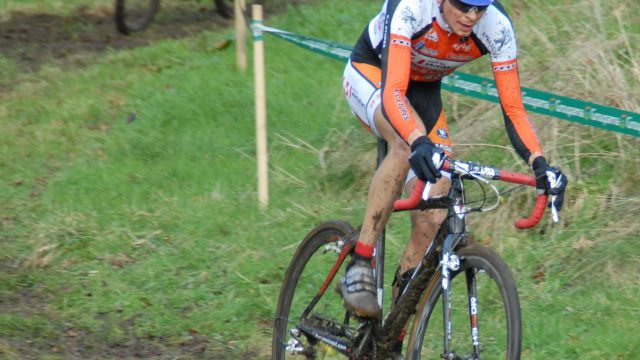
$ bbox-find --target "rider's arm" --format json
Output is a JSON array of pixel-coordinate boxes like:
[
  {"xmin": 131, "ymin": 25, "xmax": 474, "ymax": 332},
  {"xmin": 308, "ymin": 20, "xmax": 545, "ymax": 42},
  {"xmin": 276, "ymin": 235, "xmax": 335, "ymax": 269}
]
[
  {"xmin": 484, "ymin": 7, "xmax": 543, "ymax": 166},
  {"xmin": 380, "ymin": 2, "xmax": 424, "ymax": 145},
  {"xmin": 493, "ymin": 60, "xmax": 543, "ymax": 165}
]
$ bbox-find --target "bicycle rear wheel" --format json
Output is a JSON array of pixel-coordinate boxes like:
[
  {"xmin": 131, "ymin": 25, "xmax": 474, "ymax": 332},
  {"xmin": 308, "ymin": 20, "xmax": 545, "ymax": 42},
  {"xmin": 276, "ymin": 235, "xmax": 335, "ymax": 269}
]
[
  {"xmin": 272, "ymin": 220, "xmax": 357, "ymax": 359},
  {"xmin": 407, "ymin": 245, "xmax": 521, "ymax": 359},
  {"xmin": 114, "ymin": 0, "xmax": 161, "ymax": 35}
]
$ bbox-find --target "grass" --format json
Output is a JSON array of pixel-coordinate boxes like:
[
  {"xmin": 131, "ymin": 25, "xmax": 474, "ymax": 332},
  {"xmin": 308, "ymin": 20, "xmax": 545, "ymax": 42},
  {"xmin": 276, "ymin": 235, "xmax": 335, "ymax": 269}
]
[{"xmin": 1, "ymin": 0, "xmax": 639, "ymax": 358}]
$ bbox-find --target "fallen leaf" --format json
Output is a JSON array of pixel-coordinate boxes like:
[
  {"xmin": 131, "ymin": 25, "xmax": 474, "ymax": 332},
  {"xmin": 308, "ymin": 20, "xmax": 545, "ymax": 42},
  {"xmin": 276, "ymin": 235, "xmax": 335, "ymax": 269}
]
[
  {"xmin": 109, "ymin": 253, "xmax": 135, "ymax": 267},
  {"xmin": 531, "ymin": 270, "xmax": 545, "ymax": 282},
  {"xmin": 139, "ymin": 297, "xmax": 153, "ymax": 307},
  {"xmin": 572, "ymin": 237, "xmax": 595, "ymax": 251},
  {"xmin": 216, "ymin": 39, "xmax": 232, "ymax": 50}
]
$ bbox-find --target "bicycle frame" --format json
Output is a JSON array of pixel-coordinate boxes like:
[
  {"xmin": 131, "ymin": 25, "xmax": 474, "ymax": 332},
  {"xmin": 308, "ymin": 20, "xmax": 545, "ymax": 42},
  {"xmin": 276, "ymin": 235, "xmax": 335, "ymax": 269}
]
[
  {"xmin": 283, "ymin": 156, "xmax": 546, "ymax": 358},
  {"xmin": 377, "ymin": 171, "xmax": 468, "ymax": 358},
  {"xmin": 388, "ymin": 158, "xmax": 546, "ymax": 358}
]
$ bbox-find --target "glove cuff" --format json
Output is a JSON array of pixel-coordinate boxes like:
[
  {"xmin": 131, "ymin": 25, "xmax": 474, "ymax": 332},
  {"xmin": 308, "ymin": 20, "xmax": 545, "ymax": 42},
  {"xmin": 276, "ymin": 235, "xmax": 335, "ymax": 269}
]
[
  {"xmin": 410, "ymin": 136, "xmax": 431, "ymax": 152},
  {"xmin": 531, "ymin": 156, "xmax": 549, "ymax": 173}
]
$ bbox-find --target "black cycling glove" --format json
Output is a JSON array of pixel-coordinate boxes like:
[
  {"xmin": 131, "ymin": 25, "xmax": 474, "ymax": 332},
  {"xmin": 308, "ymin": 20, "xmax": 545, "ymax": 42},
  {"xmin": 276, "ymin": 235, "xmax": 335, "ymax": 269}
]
[
  {"xmin": 409, "ymin": 136, "xmax": 445, "ymax": 184},
  {"xmin": 532, "ymin": 156, "xmax": 568, "ymax": 211}
]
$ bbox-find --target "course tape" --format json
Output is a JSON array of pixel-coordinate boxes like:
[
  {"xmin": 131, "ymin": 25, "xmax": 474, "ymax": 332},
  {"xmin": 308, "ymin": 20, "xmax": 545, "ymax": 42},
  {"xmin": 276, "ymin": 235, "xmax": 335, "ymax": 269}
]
[{"xmin": 253, "ymin": 24, "xmax": 640, "ymax": 138}]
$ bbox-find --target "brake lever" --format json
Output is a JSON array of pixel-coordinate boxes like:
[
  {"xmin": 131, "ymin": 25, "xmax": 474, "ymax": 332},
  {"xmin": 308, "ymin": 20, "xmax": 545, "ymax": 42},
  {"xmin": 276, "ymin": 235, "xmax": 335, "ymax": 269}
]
[
  {"xmin": 550, "ymin": 197, "xmax": 559, "ymax": 223},
  {"xmin": 422, "ymin": 181, "xmax": 432, "ymax": 201},
  {"xmin": 546, "ymin": 170, "xmax": 560, "ymax": 223},
  {"xmin": 421, "ymin": 152, "xmax": 445, "ymax": 201}
]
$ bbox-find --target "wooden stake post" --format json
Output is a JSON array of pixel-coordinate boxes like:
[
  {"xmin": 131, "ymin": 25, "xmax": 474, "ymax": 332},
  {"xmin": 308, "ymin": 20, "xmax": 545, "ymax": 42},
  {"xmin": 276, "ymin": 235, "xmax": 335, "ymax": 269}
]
[
  {"xmin": 235, "ymin": 0, "xmax": 247, "ymax": 71},
  {"xmin": 253, "ymin": 5, "xmax": 269, "ymax": 209}
]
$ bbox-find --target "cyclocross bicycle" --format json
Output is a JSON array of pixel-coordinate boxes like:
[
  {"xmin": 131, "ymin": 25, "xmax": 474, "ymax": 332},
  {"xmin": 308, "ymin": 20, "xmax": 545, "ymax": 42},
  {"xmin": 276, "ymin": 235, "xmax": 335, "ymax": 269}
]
[
  {"xmin": 273, "ymin": 144, "xmax": 554, "ymax": 359},
  {"xmin": 114, "ymin": 0, "xmax": 257, "ymax": 35}
]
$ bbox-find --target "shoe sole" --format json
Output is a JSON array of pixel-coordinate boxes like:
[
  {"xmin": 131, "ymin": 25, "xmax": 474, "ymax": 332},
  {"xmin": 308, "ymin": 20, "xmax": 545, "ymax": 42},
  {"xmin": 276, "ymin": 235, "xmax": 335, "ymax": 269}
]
[
  {"xmin": 336, "ymin": 282, "xmax": 380, "ymax": 318},
  {"xmin": 344, "ymin": 301, "xmax": 380, "ymax": 318}
]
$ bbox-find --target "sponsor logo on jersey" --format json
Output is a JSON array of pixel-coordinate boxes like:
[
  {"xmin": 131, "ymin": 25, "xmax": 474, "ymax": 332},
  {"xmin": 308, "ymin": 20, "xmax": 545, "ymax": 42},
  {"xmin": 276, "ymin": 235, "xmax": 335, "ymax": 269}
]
[
  {"xmin": 394, "ymin": 89, "xmax": 410, "ymax": 120},
  {"xmin": 343, "ymin": 77, "xmax": 352, "ymax": 98},
  {"xmin": 493, "ymin": 28, "xmax": 512, "ymax": 52},
  {"xmin": 382, "ymin": 14, "xmax": 390, "ymax": 48},
  {"xmin": 415, "ymin": 47, "xmax": 439, "ymax": 57},
  {"xmin": 435, "ymin": 143, "xmax": 453, "ymax": 155},
  {"xmin": 415, "ymin": 41, "xmax": 425, "ymax": 50},
  {"xmin": 425, "ymin": 28, "xmax": 438, "ymax": 42},
  {"xmin": 401, "ymin": 7, "xmax": 419, "ymax": 31},
  {"xmin": 453, "ymin": 42, "xmax": 472, "ymax": 53},
  {"xmin": 375, "ymin": 13, "xmax": 385, "ymax": 33},
  {"xmin": 392, "ymin": 38, "xmax": 411, "ymax": 47},
  {"xmin": 493, "ymin": 63, "xmax": 516, "ymax": 71},
  {"xmin": 369, "ymin": 92, "xmax": 380, "ymax": 110},
  {"xmin": 436, "ymin": 128, "xmax": 449, "ymax": 139},
  {"xmin": 414, "ymin": 58, "xmax": 455, "ymax": 71},
  {"xmin": 351, "ymin": 88, "xmax": 366, "ymax": 110}
]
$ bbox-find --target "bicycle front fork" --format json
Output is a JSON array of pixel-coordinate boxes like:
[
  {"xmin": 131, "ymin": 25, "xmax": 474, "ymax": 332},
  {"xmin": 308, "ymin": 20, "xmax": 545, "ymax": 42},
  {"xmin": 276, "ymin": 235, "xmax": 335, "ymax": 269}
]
[{"xmin": 440, "ymin": 233, "xmax": 480, "ymax": 359}]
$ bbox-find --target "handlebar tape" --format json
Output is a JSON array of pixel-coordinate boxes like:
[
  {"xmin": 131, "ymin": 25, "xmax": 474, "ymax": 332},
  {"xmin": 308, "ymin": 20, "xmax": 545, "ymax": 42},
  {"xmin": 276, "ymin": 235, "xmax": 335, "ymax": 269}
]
[
  {"xmin": 393, "ymin": 180, "xmax": 426, "ymax": 211},
  {"xmin": 514, "ymin": 195, "xmax": 548, "ymax": 229}
]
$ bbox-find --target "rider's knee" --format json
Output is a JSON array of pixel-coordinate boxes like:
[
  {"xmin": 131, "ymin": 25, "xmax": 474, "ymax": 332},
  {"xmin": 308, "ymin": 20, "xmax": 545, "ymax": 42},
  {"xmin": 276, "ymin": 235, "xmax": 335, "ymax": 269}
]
[
  {"xmin": 411, "ymin": 208, "xmax": 447, "ymax": 232},
  {"xmin": 387, "ymin": 140, "xmax": 411, "ymax": 161}
]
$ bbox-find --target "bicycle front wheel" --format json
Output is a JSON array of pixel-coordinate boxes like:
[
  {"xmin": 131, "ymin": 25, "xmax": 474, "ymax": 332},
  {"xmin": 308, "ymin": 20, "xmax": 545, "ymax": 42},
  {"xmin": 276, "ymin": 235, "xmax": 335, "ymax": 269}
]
[
  {"xmin": 114, "ymin": 0, "xmax": 161, "ymax": 35},
  {"xmin": 272, "ymin": 220, "xmax": 357, "ymax": 359},
  {"xmin": 407, "ymin": 245, "xmax": 521, "ymax": 359}
]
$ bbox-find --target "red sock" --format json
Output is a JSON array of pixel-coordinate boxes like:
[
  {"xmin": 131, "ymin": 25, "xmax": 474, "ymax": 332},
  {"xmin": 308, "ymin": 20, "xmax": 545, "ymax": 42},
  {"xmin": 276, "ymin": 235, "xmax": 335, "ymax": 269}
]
[{"xmin": 354, "ymin": 241, "xmax": 375, "ymax": 258}]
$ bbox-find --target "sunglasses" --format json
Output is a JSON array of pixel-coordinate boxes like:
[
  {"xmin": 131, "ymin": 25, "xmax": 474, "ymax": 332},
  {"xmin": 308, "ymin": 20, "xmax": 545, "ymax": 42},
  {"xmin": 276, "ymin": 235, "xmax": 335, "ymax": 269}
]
[{"xmin": 448, "ymin": 0, "xmax": 490, "ymax": 14}]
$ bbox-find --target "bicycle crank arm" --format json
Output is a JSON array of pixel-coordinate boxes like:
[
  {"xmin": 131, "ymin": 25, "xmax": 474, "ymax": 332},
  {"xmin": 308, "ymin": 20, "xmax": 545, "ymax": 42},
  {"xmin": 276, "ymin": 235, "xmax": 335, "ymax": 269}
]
[{"xmin": 297, "ymin": 322, "xmax": 354, "ymax": 356}]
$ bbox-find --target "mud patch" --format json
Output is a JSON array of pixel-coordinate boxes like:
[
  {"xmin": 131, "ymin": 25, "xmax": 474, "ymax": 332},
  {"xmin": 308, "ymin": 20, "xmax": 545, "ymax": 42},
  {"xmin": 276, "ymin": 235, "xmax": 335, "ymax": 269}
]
[
  {"xmin": 0, "ymin": 286, "xmax": 254, "ymax": 359},
  {"xmin": 0, "ymin": 1, "xmax": 307, "ymax": 93},
  {"xmin": 0, "ymin": 0, "xmax": 306, "ymax": 72},
  {"xmin": 4, "ymin": 330, "xmax": 233, "ymax": 360},
  {"xmin": 0, "ymin": 4, "xmax": 229, "ymax": 75}
]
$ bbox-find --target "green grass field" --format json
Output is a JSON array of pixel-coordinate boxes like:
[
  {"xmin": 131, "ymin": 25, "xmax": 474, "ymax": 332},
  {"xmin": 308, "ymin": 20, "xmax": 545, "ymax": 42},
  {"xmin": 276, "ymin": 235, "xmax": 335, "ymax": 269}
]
[{"xmin": 1, "ymin": 0, "xmax": 639, "ymax": 358}]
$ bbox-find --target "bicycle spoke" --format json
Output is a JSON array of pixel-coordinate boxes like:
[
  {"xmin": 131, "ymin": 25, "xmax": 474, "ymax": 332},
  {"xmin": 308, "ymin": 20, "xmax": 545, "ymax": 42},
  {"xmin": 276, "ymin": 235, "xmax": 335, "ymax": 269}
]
[{"xmin": 408, "ymin": 246, "xmax": 521, "ymax": 359}]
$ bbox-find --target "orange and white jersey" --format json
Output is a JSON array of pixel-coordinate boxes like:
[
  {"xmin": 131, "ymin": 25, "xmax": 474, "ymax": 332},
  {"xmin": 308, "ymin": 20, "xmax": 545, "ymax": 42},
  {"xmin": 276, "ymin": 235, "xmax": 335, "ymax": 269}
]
[{"xmin": 350, "ymin": 0, "xmax": 542, "ymax": 162}]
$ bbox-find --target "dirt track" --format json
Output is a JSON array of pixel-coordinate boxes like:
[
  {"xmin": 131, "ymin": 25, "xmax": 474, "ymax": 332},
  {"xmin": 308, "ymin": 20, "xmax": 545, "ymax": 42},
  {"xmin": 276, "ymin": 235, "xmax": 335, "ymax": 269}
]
[
  {"xmin": 0, "ymin": 3, "xmax": 233, "ymax": 97},
  {"xmin": 0, "ymin": 4, "xmax": 229, "ymax": 75}
]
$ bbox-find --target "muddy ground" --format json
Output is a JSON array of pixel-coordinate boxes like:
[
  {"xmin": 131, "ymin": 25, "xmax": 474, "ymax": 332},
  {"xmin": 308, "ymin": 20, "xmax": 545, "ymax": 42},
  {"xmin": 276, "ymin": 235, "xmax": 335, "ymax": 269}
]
[
  {"xmin": 1, "ymin": 4, "xmax": 224, "ymax": 76},
  {"xmin": 0, "ymin": 2, "xmax": 302, "ymax": 358},
  {"xmin": 0, "ymin": 1, "xmax": 298, "ymax": 91}
]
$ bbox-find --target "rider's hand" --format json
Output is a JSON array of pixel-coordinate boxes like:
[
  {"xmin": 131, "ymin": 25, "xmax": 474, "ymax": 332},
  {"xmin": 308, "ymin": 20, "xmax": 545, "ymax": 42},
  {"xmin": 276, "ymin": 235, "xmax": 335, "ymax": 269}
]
[
  {"xmin": 532, "ymin": 156, "xmax": 568, "ymax": 211},
  {"xmin": 409, "ymin": 136, "xmax": 445, "ymax": 184}
]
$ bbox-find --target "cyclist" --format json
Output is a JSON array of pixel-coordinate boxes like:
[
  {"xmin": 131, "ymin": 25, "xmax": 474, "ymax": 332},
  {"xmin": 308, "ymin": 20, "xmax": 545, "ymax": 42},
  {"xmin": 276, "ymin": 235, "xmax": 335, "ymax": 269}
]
[{"xmin": 340, "ymin": 0, "xmax": 568, "ymax": 325}]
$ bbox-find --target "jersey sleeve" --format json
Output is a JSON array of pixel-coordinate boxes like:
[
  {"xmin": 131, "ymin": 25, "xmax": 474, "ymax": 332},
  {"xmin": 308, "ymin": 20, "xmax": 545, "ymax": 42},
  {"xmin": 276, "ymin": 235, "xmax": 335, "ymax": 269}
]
[
  {"xmin": 481, "ymin": 7, "xmax": 543, "ymax": 163},
  {"xmin": 493, "ymin": 61, "xmax": 542, "ymax": 163},
  {"xmin": 380, "ymin": 0, "xmax": 424, "ymax": 144}
]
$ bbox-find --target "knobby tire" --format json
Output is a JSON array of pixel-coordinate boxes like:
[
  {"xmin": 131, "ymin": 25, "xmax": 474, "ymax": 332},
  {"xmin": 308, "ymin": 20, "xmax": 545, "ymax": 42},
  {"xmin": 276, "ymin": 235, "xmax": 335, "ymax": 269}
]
[
  {"xmin": 215, "ymin": 0, "xmax": 261, "ymax": 19},
  {"xmin": 272, "ymin": 220, "xmax": 356, "ymax": 359},
  {"xmin": 114, "ymin": 0, "xmax": 161, "ymax": 35},
  {"xmin": 407, "ymin": 244, "xmax": 522, "ymax": 359}
]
